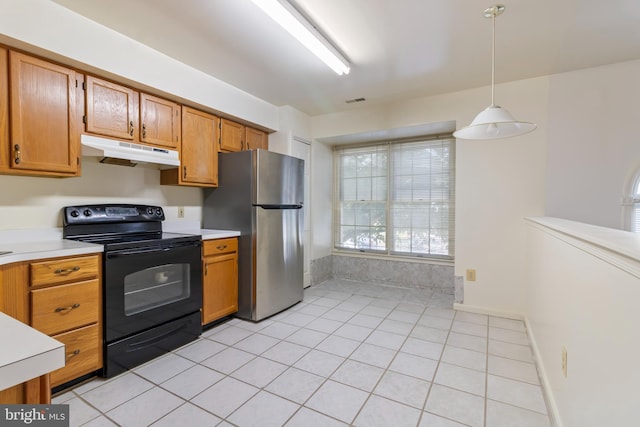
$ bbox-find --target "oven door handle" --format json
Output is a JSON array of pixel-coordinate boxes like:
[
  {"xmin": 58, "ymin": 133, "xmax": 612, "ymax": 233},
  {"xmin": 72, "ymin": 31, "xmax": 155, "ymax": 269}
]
[{"xmin": 107, "ymin": 247, "xmax": 171, "ymax": 258}]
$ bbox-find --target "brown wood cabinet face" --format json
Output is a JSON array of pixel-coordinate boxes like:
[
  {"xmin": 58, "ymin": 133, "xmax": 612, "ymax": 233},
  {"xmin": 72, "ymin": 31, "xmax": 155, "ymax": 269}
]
[
  {"xmin": 85, "ymin": 75, "xmax": 138, "ymax": 140},
  {"xmin": 31, "ymin": 279, "xmax": 100, "ymax": 335},
  {"xmin": 140, "ymin": 93, "xmax": 181, "ymax": 148},
  {"xmin": 202, "ymin": 238, "xmax": 238, "ymax": 325},
  {"xmin": 0, "ymin": 47, "xmax": 8, "ymax": 172},
  {"xmin": 30, "ymin": 255, "xmax": 100, "ymax": 288},
  {"xmin": 28, "ymin": 253, "xmax": 102, "ymax": 390},
  {"xmin": 179, "ymin": 106, "xmax": 218, "ymax": 186},
  {"xmin": 245, "ymin": 127, "xmax": 268, "ymax": 150},
  {"xmin": 219, "ymin": 118, "xmax": 244, "ymax": 152},
  {"xmin": 50, "ymin": 324, "xmax": 101, "ymax": 387},
  {"xmin": 8, "ymin": 51, "xmax": 79, "ymax": 175}
]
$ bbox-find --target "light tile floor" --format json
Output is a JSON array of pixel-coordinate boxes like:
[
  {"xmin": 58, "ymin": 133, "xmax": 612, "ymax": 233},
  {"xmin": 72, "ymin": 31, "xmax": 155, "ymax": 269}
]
[{"xmin": 53, "ymin": 279, "xmax": 552, "ymax": 427}]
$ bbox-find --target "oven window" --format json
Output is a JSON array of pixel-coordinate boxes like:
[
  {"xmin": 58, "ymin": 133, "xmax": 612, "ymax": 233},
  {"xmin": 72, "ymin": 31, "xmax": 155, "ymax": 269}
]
[{"xmin": 124, "ymin": 264, "xmax": 191, "ymax": 316}]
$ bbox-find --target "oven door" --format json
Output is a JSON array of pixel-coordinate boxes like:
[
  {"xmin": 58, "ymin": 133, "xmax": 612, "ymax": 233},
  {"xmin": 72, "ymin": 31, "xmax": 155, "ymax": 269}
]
[{"xmin": 104, "ymin": 240, "xmax": 202, "ymax": 342}]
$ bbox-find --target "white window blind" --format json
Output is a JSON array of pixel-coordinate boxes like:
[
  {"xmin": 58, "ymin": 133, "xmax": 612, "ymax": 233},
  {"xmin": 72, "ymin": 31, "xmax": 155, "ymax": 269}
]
[{"xmin": 335, "ymin": 137, "xmax": 455, "ymax": 259}]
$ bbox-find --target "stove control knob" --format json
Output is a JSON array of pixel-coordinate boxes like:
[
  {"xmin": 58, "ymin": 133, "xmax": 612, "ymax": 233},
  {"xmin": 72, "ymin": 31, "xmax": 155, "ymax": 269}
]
[
  {"xmin": 155, "ymin": 208, "xmax": 163, "ymax": 216},
  {"xmin": 70, "ymin": 210, "xmax": 80, "ymax": 218},
  {"xmin": 146, "ymin": 207, "xmax": 154, "ymax": 216},
  {"xmin": 83, "ymin": 209, "xmax": 92, "ymax": 217}
]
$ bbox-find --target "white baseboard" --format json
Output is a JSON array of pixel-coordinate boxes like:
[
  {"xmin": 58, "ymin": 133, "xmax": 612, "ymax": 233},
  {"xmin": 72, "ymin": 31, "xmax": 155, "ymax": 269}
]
[
  {"xmin": 453, "ymin": 303, "xmax": 524, "ymax": 320},
  {"xmin": 524, "ymin": 317, "xmax": 563, "ymax": 427},
  {"xmin": 453, "ymin": 303, "xmax": 562, "ymax": 426}
]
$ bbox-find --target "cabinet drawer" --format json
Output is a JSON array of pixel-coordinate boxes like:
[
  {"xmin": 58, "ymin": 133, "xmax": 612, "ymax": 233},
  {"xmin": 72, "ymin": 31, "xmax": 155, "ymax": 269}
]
[
  {"xmin": 31, "ymin": 279, "xmax": 100, "ymax": 335},
  {"xmin": 203, "ymin": 238, "xmax": 238, "ymax": 256},
  {"xmin": 50, "ymin": 324, "xmax": 101, "ymax": 387},
  {"xmin": 30, "ymin": 255, "xmax": 99, "ymax": 287}
]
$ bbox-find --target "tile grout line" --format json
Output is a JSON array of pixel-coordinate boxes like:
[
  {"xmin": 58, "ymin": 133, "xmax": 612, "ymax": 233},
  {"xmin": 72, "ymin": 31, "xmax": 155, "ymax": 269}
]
[{"xmin": 66, "ymin": 282, "xmax": 546, "ymax": 426}]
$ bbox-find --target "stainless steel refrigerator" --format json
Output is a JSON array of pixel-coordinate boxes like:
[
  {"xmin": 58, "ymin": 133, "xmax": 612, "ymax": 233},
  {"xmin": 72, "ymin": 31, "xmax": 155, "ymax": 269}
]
[{"xmin": 203, "ymin": 149, "xmax": 304, "ymax": 321}]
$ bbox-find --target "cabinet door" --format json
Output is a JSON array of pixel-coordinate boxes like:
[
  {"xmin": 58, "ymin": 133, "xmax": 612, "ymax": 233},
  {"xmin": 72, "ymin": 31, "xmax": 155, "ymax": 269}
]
[
  {"xmin": 140, "ymin": 93, "xmax": 180, "ymax": 148},
  {"xmin": 0, "ymin": 47, "xmax": 8, "ymax": 172},
  {"xmin": 219, "ymin": 118, "xmax": 244, "ymax": 152},
  {"xmin": 85, "ymin": 75, "xmax": 137, "ymax": 140},
  {"xmin": 8, "ymin": 51, "xmax": 79, "ymax": 175},
  {"xmin": 181, "ymin": 106, "xmax": 218, "ymax": 186},
  {"xmin": 202, "ymin": 252, "xmax": 238, "ymax": 324},
  {"xmin": 245, "ymin": 127, "xmax": 268, "ymax": 150}
]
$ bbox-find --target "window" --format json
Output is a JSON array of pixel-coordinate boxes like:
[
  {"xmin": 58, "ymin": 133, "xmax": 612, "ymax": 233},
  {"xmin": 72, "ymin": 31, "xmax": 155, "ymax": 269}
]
[{"xmin": 334, "ymin": 137, "xmax": 455, "ymax": 259}]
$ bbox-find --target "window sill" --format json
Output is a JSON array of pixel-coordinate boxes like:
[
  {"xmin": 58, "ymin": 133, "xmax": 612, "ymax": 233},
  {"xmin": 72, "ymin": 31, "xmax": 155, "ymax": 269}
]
[{"xmin": 331, "ymin": 249, "xmax": 454, "ymax": 266}]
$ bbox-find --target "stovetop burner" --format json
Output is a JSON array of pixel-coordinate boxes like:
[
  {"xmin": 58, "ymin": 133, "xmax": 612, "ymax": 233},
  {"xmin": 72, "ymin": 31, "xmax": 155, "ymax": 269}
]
[{"xmin": 62, "ymin": 204, "xmax": 200, "ymax": 250}]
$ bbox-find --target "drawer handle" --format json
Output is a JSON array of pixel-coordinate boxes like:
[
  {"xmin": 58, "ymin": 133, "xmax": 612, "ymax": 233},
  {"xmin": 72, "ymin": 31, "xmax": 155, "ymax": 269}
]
[
  {"xmin": 67, "ymin": 349, "xmax": 81, "ymax": 359},
  {"xmin": 216, "ymin": 245, "xmax": 227, "ymax": 250},
  {"xmin": 54, "ymin": 266, "xmax": 80, "ymax": 275},
  {"xmin": 55, "ymin": 303, "xmax": 80, "ymax": 313}
]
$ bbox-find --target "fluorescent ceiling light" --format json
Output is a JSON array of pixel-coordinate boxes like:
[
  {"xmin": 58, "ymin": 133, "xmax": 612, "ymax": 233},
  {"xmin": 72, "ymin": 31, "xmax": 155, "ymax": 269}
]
[{"xmin": 250, "ymin": 0, "xmax": 350, "ymax": 75}]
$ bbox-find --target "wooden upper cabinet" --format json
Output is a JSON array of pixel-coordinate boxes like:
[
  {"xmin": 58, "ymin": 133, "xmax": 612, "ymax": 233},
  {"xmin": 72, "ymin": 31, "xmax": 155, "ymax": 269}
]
[
  {"xmin": 85, "ymin": 75, "xmax": 138, "ymax": 141},
  {"xmin": 245, "ymin": 127, "xmax": 268, "ymax": 150},
  {"xmin": 140, "ymin": 93, "xmax": 181, "ymax": 149},
  {"xmin": 219, "ymin": 118, "xmax": 244, "ymax": 152},
  {"xmin": 0, "ymin": 47, "xmax": 8, "ymax": 172},
  {"xmin": 5, "ymin": 51, "xmax": 80, "ymax": 176},
  {"xmin": 162, "ymin": 106, "xmax": 218, "ymax": 187}
]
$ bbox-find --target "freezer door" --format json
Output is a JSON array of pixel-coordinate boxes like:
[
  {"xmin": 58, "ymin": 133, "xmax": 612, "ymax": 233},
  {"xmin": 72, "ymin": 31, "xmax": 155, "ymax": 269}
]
[
  {"xmin": 255, "ymin": 149, "xmax": 304, "ymax": 206},
  {"xmin": 254, "ymin": 206, "xmax": 303, "ymax": 320}
]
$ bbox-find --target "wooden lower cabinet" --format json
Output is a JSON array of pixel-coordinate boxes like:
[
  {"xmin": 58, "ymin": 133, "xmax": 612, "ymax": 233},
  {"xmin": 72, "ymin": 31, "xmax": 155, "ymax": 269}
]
[
  {"xmin": 202, "ymin": 238, "xmax": 238, "ymax": 325},
  {"xmin": 50, "ymin": 324, "xmax": 101, "ymax": 387},
  {"xmin": 29, "ymin": 254, "xmax": 103, "ymax": 390}
]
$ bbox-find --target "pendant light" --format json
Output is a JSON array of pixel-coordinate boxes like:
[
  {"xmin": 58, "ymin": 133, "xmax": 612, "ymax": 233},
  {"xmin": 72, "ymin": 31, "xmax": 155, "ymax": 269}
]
[{"xmin": 454, "ymin": 5, "xmax": 536, "ymax": 140}]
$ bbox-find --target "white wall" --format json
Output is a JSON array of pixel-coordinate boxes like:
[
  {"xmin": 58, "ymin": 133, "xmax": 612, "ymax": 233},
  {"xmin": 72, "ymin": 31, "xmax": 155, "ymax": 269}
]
[
  {"xmin": 0, "ymin": 159, "xmax": 202, "ymax": 230},
  {"xmin": 0, "ymin": 0, "xmax": 278, "ymax": 130},
  {"xmin": 525, "ymin": 219, "xmax": 640, "ymax": 426},
  {"xmin": 545, "ymin": 60, "xmax": 640, "ymax": 229},
  {"xmin": 310, "ymin": 141, "xmax": 333, "ymax": 259},
  {"xmin": 0, "ymin": 0, "xmax": 283, "ymax": 232},
  {"xmin": 311, "ymin": 76, "xmax": 549, "ymax": 314}
]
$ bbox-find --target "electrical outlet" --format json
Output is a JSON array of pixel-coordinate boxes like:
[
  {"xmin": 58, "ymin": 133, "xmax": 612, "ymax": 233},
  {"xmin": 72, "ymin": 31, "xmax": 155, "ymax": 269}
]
[
  {"xmin": 177, "ymin": 206, "xmax": 185, "ymax": 218},
  {"xmin": 466, "ymin": 269, "xmax": 477, "ymax": 281},
  {"xmin": 562, "ymin": 346, "xmax": 568, "ymax": 378}
]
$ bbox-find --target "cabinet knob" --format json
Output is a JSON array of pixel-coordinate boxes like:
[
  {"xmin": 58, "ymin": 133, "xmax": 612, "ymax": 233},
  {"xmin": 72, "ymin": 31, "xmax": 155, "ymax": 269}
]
[
  {"xmin": 183, "ymin": 166, "xmax": 187, "ymax": 179},
  {"xmin": 129, "ymin": 121, "xmax": 134, "ymax": 136},
  {"xmin": 216, "ymin": 245, "xmax": 227, "ymax": 251},
  {"xmin": 142, "ymin": 123, "xmax": 147, "ymax": 139},
  {"xmin": 13, "ymin": 144, "xmax": 21, "ymax": 164}
]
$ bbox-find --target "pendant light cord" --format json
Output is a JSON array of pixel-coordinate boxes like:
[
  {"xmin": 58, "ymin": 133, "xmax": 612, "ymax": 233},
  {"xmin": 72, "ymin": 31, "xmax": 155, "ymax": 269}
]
[{"xmin": 491, "ymin": 9, "xmax": 496, "ymax": 107}]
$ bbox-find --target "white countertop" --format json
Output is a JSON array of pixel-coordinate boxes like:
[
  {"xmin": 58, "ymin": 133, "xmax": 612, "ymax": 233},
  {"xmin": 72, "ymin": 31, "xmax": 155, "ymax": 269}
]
[
  {"xmin": 0, "ymin": 224, "xmax": 240, "ymax": 267},
  {"xmin": 163, "ymin": 221, "xmax": 240, "ymax": 240},
  {"xmin": 0, "ymin": 312, "xmax": 65, "ymax": 391},
  {"xmin": 0, "ymin": 228, "xmax": 103, "ymax": 266}
]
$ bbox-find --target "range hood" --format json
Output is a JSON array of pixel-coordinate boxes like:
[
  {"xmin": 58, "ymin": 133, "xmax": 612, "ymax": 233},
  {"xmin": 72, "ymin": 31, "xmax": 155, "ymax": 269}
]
[{"xmin": 81, "ymin": 134, "xmax": 180, "ymax": 167}]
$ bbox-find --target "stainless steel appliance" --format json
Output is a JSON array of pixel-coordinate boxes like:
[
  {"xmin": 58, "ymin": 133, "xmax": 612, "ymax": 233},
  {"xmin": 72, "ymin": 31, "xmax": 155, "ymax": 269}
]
[
  {"xmin": 63, "ymin": 204, "xmax": 202, "ymax": 377},
  {"xmin": 203, "ymin": 149, "xmax": 304, "ymax": 321}
]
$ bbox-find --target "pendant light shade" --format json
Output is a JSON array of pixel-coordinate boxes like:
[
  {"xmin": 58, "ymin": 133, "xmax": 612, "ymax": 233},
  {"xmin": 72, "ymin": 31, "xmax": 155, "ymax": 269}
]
[{"xmin": 454, "ymin": 5, "xmax": 536, "ymax": 140}]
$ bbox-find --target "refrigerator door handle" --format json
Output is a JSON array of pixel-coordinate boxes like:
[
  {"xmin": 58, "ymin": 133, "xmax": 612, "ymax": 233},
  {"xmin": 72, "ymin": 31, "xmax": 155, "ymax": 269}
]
[{"xmin": 253, "ymin": 204, "xmax": 303, "ymax": 209}]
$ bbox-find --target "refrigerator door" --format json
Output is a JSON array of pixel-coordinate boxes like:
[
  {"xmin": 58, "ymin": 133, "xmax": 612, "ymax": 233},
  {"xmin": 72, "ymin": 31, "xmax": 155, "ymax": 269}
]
[
  {"xmin": 255, "ymin": 149, "xmax": 304, "ymax": 206},
  {"xmin": 254, "ymin": 205, "xmax": 303, "ymax": 320}
]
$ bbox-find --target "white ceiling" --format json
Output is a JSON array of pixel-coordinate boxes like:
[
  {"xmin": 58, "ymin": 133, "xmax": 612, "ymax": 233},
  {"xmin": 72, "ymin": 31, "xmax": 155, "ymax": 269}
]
[{"xmin": 52, "ymin": 0, "xmax": 640, "ymax": 117}]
